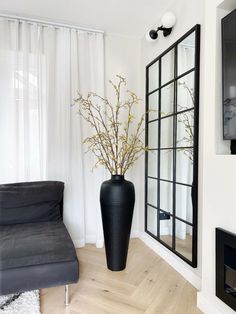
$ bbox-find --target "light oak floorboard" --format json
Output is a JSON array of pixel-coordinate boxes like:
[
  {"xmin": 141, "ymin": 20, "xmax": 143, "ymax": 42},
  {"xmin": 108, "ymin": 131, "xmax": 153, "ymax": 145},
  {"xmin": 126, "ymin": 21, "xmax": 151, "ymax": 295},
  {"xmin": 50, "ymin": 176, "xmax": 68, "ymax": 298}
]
[{"xmin": 41, "ymin": 238, "xmax": 201, "ymax": 314}]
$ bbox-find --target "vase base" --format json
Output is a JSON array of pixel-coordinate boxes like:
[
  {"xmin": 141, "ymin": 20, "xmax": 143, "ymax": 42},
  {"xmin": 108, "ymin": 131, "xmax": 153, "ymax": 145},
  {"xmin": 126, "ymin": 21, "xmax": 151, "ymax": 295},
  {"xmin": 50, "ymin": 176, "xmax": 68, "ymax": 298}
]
[{"xmin": 107, "ymin": 265, "xmax": 126, "ymax": 272}]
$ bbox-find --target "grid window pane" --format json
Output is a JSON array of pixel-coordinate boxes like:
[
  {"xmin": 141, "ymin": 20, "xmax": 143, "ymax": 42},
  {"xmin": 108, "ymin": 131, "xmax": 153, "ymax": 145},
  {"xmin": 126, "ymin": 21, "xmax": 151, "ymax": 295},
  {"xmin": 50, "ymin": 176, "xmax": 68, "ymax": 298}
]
[
  {"xmin": 176, "ymin": 148, "xmax": 193, "ymax": 185},
  {"xmin": 178, "ymin": 32, "xmax": 195, "ymax": 76},
  {"xmin": 176, "ymin": 110, "xmax": 194, "ymax": 147},
  {"xmin": 160, "ymin": 117, "xmax": 173, "ymax": 148},
  {"xmin": 160, "ymin": 181, "xmax": 173, "ymax": 213},
  {"xmin": 161, "ymin": 49, "xmax": 175, "ymax": 85},
  {"xmin": 177, "ymin": 72, "xmax": 194, "ymax": 112},
  {"xmin": 160, "ymin": 213, "xmax": 172, "ymax": 247},
  {"xmin": 161, "ymin": 82, "xmax": 174, "ymax": 117},
  {"xmin": 175, "ymin": 219, "xmax": 193, "ymax": 261},
  {"xmin": 148, "ymin": 61, "xmax": 159, "ymax": 92},
  {"xmin": 175, "ymin": 184, "xmax": 193, "ymax": 223},
  {"xmin": 148, "ymin": 121, "xmax": 158, "ymax": 149},
  {"xmin": 147, "ymin": 206, "xmax": 157, "ymax": 236},
  {"xmin": 147, "ymin": 178, "xmax": 158, "ymax": 207},
  {"xmin": 148, "ymin": 91, "xmax": 159, "ymax": 121},
  {"xmin": 160, "ymin": 149, "xmax": 173, "ymax": 181},
  {"xmin": 148, "ymin": 150, "xmax": 158, "ymax": 178}
]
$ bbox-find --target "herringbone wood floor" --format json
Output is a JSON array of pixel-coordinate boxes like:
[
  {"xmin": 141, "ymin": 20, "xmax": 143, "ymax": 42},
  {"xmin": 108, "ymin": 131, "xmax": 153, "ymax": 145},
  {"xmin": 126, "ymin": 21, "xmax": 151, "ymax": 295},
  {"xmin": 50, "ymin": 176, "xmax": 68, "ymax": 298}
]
[{"xmin": 41, "ymin": 239, "xmax": 201, "ymax": 314}]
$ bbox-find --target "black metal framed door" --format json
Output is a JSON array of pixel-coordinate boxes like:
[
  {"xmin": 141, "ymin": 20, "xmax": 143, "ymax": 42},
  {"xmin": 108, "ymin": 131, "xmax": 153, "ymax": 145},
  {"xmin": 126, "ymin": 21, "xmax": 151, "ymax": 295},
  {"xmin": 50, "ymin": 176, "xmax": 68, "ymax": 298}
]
[{"xmin": 145, "ymin": 25, "xmax": 200, "ymax": 267}]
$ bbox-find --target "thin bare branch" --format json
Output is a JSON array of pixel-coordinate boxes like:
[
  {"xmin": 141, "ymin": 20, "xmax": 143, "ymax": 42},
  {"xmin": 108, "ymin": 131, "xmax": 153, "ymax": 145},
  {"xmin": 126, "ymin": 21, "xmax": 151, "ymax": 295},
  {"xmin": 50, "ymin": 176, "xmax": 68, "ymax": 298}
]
[{"xmin": 74, "ymin": 76, "xmax": 145, "ymax": 175}]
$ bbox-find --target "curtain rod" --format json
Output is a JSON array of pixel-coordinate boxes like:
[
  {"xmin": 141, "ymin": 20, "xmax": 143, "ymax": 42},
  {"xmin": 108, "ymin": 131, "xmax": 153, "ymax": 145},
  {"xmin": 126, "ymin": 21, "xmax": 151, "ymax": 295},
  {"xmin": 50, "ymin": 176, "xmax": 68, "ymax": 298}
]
[{"xmin": 0, "ymin": 13, "xmax": 104, "ymax": 34}]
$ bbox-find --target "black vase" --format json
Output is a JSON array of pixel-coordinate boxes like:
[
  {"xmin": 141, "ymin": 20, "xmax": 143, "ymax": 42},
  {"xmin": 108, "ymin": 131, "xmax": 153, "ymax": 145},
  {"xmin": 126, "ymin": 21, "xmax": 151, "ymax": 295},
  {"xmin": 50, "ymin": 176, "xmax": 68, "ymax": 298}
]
[{"xmin": 100, "ymin": 175, "xmax": 135, "ymax": 271}]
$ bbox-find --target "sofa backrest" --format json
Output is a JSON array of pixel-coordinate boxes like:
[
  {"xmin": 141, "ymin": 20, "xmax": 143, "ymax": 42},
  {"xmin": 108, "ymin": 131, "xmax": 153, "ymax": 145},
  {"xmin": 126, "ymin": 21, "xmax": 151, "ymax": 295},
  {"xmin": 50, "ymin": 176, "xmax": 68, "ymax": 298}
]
[{"xmin": 0, "ymin": 181, "xmax": 64, "ymax": 226}]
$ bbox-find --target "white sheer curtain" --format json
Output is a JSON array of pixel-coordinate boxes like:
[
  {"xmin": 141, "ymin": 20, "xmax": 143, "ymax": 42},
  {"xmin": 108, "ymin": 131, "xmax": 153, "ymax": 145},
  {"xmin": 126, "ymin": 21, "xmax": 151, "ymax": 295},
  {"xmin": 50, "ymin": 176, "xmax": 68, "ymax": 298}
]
[{"xmin": 0, "ymin": 18, "xmax": 105, "ymax": 247}]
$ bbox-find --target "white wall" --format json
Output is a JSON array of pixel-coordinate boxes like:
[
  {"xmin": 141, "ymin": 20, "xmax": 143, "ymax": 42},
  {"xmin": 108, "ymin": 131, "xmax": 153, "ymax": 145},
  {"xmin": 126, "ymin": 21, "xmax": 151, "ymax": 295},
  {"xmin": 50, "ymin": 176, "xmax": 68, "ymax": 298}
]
[
  {"xmin": 139, "ymin": 0, "xmax": 204, "ymax": 290},
  {"xmin": 104, "ymin": 33, "xmax": 142, "ymax": 237},
  {"xmin": 197, "ymin": 0, "xmax": 236, "ymax": 313}
]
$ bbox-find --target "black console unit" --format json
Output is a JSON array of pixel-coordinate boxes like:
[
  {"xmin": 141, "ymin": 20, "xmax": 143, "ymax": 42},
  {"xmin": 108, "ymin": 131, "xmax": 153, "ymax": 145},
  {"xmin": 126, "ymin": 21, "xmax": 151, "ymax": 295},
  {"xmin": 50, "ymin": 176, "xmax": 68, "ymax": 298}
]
[{"xmin": 216, "ymin": 228, "xmax": 236, "ymax": 311}]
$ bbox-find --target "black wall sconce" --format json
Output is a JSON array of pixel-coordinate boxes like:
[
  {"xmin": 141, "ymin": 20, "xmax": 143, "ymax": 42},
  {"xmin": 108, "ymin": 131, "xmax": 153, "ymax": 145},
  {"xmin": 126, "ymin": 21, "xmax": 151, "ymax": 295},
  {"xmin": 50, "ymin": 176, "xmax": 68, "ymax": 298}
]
[{"xmin": 146, "ymin": 12, "xmax": 176, "ymax": 41}]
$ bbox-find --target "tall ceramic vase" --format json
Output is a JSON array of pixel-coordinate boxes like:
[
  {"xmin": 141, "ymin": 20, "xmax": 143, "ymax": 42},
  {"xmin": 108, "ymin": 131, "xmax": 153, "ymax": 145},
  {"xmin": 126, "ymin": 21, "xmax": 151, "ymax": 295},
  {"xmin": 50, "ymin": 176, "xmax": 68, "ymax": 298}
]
[{"xmin": 100, "ymin": 175, "xmax": 135, "ymax": 271}]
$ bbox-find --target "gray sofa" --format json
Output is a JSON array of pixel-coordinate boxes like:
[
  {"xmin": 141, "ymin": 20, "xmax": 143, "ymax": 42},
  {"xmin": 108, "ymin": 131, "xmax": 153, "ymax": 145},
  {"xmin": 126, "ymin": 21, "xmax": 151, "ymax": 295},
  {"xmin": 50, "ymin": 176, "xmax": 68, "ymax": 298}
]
[{"xmin": 0, "ymin": 181, "xmax": 79, "ymax": 304}]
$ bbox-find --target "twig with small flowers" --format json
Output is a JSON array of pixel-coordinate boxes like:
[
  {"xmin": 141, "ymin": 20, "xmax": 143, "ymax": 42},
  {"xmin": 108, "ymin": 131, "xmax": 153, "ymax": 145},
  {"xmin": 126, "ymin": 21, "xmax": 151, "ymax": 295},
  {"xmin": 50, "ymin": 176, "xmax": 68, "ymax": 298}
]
[
  {"xmin": 177, "ymin": 81, "xmax": 194, "ymax": 163},
  {"xmin": 74, "ymin": 75, "xmax": 147, "ymax": 175}
]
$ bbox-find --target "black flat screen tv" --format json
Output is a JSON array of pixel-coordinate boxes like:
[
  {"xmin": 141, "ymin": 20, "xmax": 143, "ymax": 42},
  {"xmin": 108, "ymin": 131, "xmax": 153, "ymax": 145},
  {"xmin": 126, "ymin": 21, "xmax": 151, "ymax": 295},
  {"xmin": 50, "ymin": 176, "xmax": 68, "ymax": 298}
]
[{"xmin": 222, "ymin": 9, "xmax": 236, "ymax": 140}]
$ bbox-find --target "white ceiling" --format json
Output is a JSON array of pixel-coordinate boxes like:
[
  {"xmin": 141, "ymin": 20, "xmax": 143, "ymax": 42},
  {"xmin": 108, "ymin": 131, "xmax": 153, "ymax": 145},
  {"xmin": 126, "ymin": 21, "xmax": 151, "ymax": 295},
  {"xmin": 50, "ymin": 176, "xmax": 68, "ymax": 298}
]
[{"xmin": 0, "ymin": 0, "xmax": 175, "ymax": 37}]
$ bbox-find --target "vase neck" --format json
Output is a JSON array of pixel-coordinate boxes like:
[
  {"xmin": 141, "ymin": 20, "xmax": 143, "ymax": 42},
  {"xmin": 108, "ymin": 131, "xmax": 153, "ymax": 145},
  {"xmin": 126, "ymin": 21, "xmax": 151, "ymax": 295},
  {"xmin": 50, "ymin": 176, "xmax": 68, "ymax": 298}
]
[{"xmin": 111, "ymin": 175, "xmax": 124, "ymax": 180}]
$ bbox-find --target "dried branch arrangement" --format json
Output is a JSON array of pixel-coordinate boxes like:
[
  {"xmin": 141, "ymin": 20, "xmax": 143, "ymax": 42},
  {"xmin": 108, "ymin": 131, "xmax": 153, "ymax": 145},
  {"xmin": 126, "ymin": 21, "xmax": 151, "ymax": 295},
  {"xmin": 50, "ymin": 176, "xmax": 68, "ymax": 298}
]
[{"xmin": 74, "ymin": 75, "xmax": 146, "ymax": 175}]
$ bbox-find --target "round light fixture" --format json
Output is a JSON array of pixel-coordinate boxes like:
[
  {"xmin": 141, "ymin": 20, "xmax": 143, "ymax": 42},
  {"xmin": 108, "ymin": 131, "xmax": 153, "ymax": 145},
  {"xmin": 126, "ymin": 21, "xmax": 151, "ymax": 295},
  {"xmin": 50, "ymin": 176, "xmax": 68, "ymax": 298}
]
[
  {"xmin": 161, "ymin": 11, "xmax": 176, "ymax": 29},
  {"xmin": 145, "ymin": 11, "xmax": 176, "ymax": 42}
]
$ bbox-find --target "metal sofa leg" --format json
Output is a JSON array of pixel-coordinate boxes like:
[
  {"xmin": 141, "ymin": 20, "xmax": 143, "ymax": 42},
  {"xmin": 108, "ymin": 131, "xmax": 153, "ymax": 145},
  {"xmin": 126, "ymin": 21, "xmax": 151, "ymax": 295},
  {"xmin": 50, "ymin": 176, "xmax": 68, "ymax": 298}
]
[{"xmin": 65, "ymin": 285, "xmax": 69, "ymax": 306}]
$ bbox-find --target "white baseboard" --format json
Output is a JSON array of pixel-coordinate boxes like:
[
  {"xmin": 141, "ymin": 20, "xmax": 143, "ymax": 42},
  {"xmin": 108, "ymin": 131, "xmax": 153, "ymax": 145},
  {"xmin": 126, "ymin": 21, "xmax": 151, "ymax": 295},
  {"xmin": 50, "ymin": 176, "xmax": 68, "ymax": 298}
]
[
  {"xmin": 73, "ymin": 239, "xmax": 85, "ymax": 248},
  {"xmin": 131, "ymin": 230, "xmax": 140, "ymax": 238},
  {"xmin": 139, "ymin": 232, "xmax": 201, "ymax": 290},
  {"xmin": 95, "ymin": 239, "xmax": 104, "ymax": 248},
  {"xmin": 197, "ymin": 291, "xmax": 235, "ymax": 314},
  {"xmin": 72, "ymin": 230, "xmax": 139, "ymax": 249},
  {"xmin": 73, "ymin": 236, "xmax": 103, "ymax": 248}
]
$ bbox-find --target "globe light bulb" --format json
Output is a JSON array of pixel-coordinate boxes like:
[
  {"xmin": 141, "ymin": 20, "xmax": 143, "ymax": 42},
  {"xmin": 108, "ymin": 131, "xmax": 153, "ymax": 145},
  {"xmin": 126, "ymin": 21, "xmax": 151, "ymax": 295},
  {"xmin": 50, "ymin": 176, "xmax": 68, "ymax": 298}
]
[{"xmin": 161, "ymin": 12, "xmax": 176, "ymax": 29}]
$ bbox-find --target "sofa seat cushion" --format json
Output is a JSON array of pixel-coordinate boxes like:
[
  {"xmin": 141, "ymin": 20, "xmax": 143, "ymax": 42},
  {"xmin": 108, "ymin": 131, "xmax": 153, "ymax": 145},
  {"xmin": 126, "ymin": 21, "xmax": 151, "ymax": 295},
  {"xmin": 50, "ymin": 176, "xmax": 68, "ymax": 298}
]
[{"xmin": 0, "ymin": 221, "xmax": 77, "ymax": 270}]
